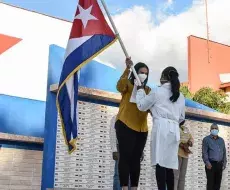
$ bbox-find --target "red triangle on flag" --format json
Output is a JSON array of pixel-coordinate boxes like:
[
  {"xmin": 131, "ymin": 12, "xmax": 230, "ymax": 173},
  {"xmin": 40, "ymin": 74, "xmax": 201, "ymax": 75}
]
[
  {"xmin": 0, "ymin": 34, "xmax": 22, "ymax": 55},
  {"xmin": 70, "ymin": 0, "xmax": 115, "ymax": 39}
]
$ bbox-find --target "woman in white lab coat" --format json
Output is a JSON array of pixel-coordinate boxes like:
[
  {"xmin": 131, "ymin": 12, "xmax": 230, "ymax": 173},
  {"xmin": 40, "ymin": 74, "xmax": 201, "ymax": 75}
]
[{"xmin": 136, "ymin": 66, "xmax": 185, "ymax": 190}]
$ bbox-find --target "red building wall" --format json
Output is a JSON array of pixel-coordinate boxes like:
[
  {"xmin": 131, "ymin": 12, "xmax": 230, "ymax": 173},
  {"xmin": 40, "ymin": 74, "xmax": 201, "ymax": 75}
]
[{"xmin": 188, "ymin": 35, "xmax": 230, "ymax": 93}]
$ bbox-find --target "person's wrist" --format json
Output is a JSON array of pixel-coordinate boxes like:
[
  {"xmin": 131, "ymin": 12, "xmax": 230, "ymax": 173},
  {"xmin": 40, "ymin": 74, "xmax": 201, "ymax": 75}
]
[{"xmin": 125, "ymin": 67, "xmax": 130, "ymax": 71}]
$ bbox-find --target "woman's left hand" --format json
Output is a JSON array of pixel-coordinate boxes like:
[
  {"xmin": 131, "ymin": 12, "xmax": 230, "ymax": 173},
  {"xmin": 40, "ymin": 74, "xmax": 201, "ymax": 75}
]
[{"xmin": 125, "ymin": 57, "xmax": 133, "ymax": 69}]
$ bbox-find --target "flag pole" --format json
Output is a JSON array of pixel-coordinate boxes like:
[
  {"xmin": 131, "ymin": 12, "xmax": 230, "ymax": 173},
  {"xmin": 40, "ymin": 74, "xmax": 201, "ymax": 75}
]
[{"xmin": 100, "ymin": 0, "xmax": 142, "ymax": 86}]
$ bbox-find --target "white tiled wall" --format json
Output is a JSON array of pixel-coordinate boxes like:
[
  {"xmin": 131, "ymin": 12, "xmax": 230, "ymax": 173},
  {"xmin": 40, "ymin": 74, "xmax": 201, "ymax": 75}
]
[
  {"xmin": 54, "ymin": 101, "xmax": 230, "ymax": 190},
  {"xmin": 185, "ymin": 120, "xmax": 230, "ymax": 190}
]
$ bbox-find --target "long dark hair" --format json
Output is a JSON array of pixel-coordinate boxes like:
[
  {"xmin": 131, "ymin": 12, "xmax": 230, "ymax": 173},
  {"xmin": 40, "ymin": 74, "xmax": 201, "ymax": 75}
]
[
  {"xmin": 129, "ymin": 62, "xmax": 149, "ymax": 87},
  {"xmin": 161, "ymin": 66, "xmax": 180, "ymax": 102}
]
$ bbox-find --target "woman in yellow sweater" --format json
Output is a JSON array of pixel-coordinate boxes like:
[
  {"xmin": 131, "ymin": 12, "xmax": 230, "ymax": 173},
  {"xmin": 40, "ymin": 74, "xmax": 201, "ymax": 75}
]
[{"xmin": 115, "ymin": 58, "xmax": 151, "ymax": 190}]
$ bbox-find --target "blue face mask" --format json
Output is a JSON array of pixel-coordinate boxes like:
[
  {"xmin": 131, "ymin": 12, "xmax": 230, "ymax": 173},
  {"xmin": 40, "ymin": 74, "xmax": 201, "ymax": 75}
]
[{"xmin": 211, "ymin": 129, "xmax": 219, "ymax": 136}]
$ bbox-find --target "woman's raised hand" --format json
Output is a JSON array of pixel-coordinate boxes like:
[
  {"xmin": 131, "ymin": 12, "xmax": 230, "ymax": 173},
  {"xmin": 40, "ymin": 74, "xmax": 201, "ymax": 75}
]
[{"xmin": 125, "ymin": 57, "xmax": 133, "ymax": 69}]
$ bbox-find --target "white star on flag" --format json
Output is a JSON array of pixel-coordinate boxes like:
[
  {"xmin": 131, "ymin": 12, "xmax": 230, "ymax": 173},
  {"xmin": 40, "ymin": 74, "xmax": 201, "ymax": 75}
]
[{"xmin": 75, "ymin": 5, "xmax": 98, "ymax": 29}]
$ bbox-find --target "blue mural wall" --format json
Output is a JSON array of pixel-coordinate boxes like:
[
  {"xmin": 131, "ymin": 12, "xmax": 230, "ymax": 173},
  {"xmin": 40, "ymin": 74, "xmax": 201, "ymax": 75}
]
[
  {"xmin": 45, "ymin": 45, "xmax": 217, "ymax": 113},
  {"xmin": 0, "ymin": 44, "xmax": 217, "ymax": 139},
  {"xmin": 0, "ymin": 95, "xmax": 45, "ymax": 137},
  {"xmin": 41, "ymin": 45, "xmax": 64, "ymax": 190}
]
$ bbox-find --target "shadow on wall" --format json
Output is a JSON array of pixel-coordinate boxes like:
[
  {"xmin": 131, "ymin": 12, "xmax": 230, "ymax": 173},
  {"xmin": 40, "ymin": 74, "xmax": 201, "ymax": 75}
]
[
  {"xmin": 0, "ymin": 94, "xmax": 45, "ymax": 137},
  {"xmin": 79, "ymin": 60, "xmax": 121, "ymax": 92}
]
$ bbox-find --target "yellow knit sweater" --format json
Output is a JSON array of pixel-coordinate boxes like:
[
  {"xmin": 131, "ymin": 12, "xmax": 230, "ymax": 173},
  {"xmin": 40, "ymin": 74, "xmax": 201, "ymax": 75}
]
[{"xmin": 116, "ymin": 68, "xmax": 151, "ymax": 132}]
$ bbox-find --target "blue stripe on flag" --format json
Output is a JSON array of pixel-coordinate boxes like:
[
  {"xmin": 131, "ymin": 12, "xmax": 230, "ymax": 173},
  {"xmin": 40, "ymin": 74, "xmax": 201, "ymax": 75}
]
[
  {"xmin": 58, "ymin": 76, "xmax": 78, "ymax": 152},
  {"xmin": 57, "ymin": 34, "xmax": 117, "ymax": 153},
  {"xmin": 72, "ymin": 73, "xmax": 78, "ymax": 139},
  {"xmin": 59, "ymin": 35, "xmax": 115, "ymax": 85},
  {"xmin": 58, "ymin": 84, "xmax": 73, "ymax": 143}
]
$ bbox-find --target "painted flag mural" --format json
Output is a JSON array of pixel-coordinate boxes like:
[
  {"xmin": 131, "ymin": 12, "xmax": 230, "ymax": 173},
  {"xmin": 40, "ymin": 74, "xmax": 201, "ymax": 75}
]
[{"xmin": 56, "ymin": 0, "xmax": 117, "ymax": 153}]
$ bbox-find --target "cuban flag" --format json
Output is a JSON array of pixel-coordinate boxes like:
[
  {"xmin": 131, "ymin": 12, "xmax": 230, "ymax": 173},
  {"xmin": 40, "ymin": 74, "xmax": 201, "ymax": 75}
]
[{"xmin": 57, "ymin": 0, "xmax": 117, "ymax": 154}]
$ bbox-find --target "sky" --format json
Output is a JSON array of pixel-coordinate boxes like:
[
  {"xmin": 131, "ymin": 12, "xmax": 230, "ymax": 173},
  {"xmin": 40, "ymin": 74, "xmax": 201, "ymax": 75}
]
[
  {"xmin": 2, "ymin": 0, "xmax": 193, "ymax": 21},
  {"xmin": 2, "ymin": 0, "xmax": 230, "ymax": 84}
]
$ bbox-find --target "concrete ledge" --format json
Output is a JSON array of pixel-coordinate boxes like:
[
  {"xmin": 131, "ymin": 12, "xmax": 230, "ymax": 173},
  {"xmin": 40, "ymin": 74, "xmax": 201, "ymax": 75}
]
[
  {"xmin": 0, "ymin": 132, "xmax": 44, "ymax": 144},
  {"xmin": 185, "ymin": 107, "xmax": 230, "ymax": 123},
  {"xmin": 50, "ymin": 84, "xmax": 230, "ymax": 124},
  {"xmin": 50, "ymin": 84, "xmax": 121, "ymax": 103}
]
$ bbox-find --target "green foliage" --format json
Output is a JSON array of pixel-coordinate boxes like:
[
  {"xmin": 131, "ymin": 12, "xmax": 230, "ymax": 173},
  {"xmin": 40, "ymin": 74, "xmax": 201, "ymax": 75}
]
[
  {"xmin": 180, "ymin": 85, "xmax": 193, "ymax": 99},
  {"xmin": 180, "ymin": 86, "xmax": 230, "ymax": 114},
  {"xmin": 193, "ymin": 87, "xmax": 230, "ymax": 114}
]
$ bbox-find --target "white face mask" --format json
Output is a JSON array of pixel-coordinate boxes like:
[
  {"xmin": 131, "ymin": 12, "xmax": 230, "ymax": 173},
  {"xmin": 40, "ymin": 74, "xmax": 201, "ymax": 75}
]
[
  {"xmin": 138, "ymin": 74, "xmax": 147, "ymax": 83},
  {"xmin": 211, "ymin": 129, "xmax": 219, "ymax": 136}
]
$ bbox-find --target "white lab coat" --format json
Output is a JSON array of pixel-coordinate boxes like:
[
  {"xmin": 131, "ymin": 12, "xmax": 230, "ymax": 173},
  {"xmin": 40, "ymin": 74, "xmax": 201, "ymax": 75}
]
[{"xmin": 136, "ymin": 83, "xmax": 185, "ymax": 170}]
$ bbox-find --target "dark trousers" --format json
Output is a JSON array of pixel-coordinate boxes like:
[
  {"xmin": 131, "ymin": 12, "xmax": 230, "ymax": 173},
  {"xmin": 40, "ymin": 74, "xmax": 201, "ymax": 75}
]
[
  {"xmin": 156, "ymin": 164, "xmax": 174, "ymax": 190},
  {"xmin": 205, "ymin": 161, "xmax": 223, "ymax": 190},
  {"xmin": 115, "ymin": 120, "xmax": 148, "ymax": 187}
]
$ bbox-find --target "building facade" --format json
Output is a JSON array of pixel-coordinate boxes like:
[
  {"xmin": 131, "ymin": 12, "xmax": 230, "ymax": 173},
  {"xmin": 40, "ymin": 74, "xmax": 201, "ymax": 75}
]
[{"xmin": 188, "ymin": 35, "xmax": 230, "ymax": 97}]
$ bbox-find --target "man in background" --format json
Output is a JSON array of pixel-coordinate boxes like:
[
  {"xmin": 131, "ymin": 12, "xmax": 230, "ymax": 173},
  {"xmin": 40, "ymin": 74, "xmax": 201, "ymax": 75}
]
[{"xmin": 202, "ymin": 123, "xmax": 227, "ymax": 190}]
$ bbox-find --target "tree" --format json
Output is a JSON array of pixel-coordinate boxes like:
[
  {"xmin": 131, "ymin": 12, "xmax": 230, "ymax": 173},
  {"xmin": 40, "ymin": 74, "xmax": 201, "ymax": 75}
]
[
  {"xmin": 180, "ymin": 85, "xmax": 193, "ymax": 99},
  {"xmin": 180, "ymin": 86, "xmax": 230, "ymax": 114},
  {"xmin": 193, "ymin": 87, "xmax": 230, "ymax": 114}
]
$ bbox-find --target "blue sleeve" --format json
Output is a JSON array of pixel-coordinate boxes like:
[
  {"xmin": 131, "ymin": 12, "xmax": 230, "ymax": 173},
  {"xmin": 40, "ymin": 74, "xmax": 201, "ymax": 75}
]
[
  {"xmin": 222, "ymin": 139, "xmax": 227, "ymax": 168},
  {"xmin": 202, "ymin": 138, "xmax": 210, "ymax": 166}
]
